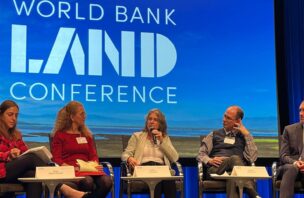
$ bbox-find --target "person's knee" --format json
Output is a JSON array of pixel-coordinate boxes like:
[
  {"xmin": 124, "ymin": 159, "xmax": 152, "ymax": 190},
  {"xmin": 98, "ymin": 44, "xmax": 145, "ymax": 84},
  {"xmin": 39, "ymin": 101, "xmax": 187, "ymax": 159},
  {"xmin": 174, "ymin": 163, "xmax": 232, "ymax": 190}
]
[
  {"xmin": 284, "ymin": 164, "xmax": 299, "ymax": 176},
  {"xmin": 230, "ymin": 155, "xmax": 241, "ymax": 160},
  {"xmin": 230, "ymin": 155, "xmax": 243, "ymax": 165},
  {"xmin": 102, "ymin": 176, "xmax": 113, "ymax": 190},
  {"xmin": 21, "ymin": 153, "xmax": 46, "ymax": 167},
  {"xmin": 79, "ymin": 177, "xmax": 94, "ymax": 190},
  {"xmin": 23, "ymin": 170, "xmax": 35, "ymax": 177}
]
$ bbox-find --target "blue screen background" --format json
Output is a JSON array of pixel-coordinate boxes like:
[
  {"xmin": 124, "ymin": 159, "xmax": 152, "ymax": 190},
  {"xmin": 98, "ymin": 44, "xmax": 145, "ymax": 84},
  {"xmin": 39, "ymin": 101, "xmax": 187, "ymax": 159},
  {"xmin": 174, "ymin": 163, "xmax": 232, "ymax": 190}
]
[{"xmin": 0, "ymin": 0, "xmax": 277, "ymax": 144}]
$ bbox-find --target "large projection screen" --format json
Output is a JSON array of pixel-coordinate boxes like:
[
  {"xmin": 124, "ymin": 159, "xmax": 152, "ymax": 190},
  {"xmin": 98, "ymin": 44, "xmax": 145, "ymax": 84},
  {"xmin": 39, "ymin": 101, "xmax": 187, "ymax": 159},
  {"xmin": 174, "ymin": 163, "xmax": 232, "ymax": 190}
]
[{"xmin": 0, "ymin": 0, "xmax": 277, "ymax": 157}]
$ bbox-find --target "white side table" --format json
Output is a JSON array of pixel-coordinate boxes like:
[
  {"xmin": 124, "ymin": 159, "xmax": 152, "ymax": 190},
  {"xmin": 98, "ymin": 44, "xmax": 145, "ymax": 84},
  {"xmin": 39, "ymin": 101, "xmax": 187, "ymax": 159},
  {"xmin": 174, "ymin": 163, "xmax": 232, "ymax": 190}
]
[
  {"xmin": 121, "ymin": 176, "xmax": 183, "ymax": 198},
  {"xmin": 18, "ymin": 177, "xmax": 84, "ymax": 198},
  {"xmin": 211, "ymin": 174, "xmax": 271, "ymax": 198}
]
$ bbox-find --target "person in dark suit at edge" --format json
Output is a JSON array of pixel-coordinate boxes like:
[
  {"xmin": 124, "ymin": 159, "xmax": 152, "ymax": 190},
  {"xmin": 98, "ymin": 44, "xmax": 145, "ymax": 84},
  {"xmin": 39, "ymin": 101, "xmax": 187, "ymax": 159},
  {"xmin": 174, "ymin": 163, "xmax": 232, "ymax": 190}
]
[
  {"xmin": 278, "ymin": 100, "xmax": 304, "ymax": 198},
  {"xmin": 197, "ymin": 105, "xmax": 260, "ymax": 198}
]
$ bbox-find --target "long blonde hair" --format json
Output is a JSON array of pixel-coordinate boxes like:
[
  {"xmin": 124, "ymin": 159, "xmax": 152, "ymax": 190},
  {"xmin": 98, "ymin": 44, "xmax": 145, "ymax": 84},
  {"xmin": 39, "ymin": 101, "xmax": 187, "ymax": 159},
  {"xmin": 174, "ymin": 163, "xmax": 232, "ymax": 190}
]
[
  {"xmin": 0, "ymin": 100, "xmax": 22, "ymax": 140},
  {"xmin": 51, "ymin": 101, "xmax": 92, "ymax": 138}
]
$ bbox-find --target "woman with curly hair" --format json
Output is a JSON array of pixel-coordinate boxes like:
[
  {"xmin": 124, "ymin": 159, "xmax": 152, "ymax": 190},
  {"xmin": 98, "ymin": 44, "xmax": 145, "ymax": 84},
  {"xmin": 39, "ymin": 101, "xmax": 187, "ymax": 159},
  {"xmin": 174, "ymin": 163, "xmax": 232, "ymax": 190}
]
[{"xmin": 51, "ymin": 101, "xmax": 112, "ymax": 198}]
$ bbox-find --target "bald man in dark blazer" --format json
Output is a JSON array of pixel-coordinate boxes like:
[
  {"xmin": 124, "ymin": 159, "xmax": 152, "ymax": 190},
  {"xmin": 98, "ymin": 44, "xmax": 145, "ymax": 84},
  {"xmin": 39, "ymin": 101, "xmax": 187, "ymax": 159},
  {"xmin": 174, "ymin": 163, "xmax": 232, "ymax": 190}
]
[{"xmin": 278, "ymin": 100, "xmax": 304, "ymax": 198}]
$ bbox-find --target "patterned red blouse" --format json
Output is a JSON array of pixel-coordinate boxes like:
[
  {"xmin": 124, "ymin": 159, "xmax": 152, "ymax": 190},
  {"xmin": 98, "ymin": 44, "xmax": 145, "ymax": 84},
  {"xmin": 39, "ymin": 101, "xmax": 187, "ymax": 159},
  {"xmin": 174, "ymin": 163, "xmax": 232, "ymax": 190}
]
[{"xmin": 0, "ymin": 135, "xmax": 28, "ymax": 178}]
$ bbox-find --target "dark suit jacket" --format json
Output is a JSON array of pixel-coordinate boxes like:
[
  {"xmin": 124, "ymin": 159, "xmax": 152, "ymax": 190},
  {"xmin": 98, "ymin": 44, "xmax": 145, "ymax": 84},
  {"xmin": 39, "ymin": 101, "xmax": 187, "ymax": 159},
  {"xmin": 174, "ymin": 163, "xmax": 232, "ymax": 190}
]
[{"xmin": 280, "ymin": 123, "xmax": 304, "ymax": 165}]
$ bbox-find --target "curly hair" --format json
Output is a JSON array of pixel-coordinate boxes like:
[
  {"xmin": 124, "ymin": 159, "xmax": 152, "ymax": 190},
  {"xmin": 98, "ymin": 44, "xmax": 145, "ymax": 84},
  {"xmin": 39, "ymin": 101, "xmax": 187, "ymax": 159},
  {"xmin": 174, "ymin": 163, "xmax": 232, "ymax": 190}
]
[
  {"xmin": 0, "ymin": 100, "xmax": 21, "ymax": 140},
  {"xmin": 143, "ymin": 108, "xmax": 168, "ymax": 136},
  {"xmin": 51, "ymin": 101, "xmax": 92, "ymax": 138}
]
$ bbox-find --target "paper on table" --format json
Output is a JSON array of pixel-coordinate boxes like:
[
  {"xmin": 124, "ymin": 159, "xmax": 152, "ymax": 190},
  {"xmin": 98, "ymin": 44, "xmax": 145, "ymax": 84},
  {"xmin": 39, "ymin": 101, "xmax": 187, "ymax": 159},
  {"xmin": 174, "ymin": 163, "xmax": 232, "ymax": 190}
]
[
  {"xmin": 231, "ymin": 166, "xmax": 269, "ymax": 177},
  {"xmin": 76, "ymin": 159, "xmax": 99, "ymax": 172},
  {"xmin": 132, "ymin": 165, "xmax": 171, "ymax": 177}
]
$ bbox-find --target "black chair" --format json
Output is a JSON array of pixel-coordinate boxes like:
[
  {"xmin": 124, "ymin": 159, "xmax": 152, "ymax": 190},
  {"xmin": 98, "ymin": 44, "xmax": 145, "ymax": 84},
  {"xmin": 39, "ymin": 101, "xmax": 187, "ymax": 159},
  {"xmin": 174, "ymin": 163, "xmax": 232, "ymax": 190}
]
[
  {"xmin": 197, "ymin": 160, "xmax": 226, "ymax": 198},
  {"xmin": 197, "ymin": 135, "xmax": 256, "ymax": 198},
  {"xmin": 0, "ymin": 183, "xmax": 25, "ymax": 198},
  {"xmin": 48, "ymin": 134, "xmax": 115, "ymax": 198},
  {"xmin": 119, "ymin": 135, "xmax": 184, "ymax": 198}
]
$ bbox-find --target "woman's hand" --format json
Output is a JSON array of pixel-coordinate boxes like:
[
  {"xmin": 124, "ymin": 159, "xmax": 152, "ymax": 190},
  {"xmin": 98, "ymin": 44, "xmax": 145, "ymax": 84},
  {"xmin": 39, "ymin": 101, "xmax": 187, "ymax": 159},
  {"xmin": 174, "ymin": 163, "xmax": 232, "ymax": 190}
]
[
  {"xmin": 151, "ymin": 129, "xmax": 164, "ymax": 143},
  {"xmin": 9, "ymin": 148, "xmax": 20, "ymax": 159},
  {"xmin": 62, "ymin": 163, "xmax": 71, "ymax": 166},
  {"xmin": 95, "ymin": 165, "xmax": 103, "ymax": 172},
  {"xmin": 74, "ymin": 166, "xmax": 80, "ymax": 171},
  {"xmin": 61, "ymin": 162, "xmax": 80, "ymax": 171},
  {"xmin": 127, "ymin": 156, "xmax": 140, "ymax": 168}
]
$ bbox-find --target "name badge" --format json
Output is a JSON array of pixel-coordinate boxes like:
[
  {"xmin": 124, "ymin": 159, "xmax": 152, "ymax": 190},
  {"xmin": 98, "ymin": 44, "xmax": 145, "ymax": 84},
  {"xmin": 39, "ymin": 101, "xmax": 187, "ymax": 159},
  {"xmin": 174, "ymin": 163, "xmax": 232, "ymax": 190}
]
[
  {"xmin": 76, "ymin": 137, "xmax": 88, "ymax": 144},
  {"xmin": 224, "ymin": 137, "xmax": 235, "ymax": 144}
]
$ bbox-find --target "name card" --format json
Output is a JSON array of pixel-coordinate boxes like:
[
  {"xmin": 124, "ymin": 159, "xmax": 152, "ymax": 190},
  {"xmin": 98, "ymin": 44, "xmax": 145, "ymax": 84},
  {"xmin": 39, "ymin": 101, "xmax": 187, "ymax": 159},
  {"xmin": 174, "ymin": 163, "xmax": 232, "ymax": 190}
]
[
  {"xmin": 36, "ymin": 166, "xmax": 75, "ymax": 179},
  {"xmin": 133, "ymin": 165, "xmax": 171, "ymax": 177},
  {"xmin": 231, "ymin": 166, "xmax": 269, "ymax": 177}
]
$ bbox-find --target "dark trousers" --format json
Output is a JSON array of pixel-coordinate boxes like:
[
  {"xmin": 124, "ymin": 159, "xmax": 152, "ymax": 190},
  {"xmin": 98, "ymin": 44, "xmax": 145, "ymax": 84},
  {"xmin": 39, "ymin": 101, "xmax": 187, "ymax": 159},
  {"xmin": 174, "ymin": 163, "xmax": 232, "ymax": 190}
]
[
  {"xmin": 207, "ymin": 155, "xmax": 257, "ymax": 198},
  {"xmin": 277, "ymin": 163, "xmax": 302, "ymax": 198},
  {"xmin": 1, "ymin": 153, "xmax": 46, "ymax": 198},
  {"xmin": 141, "ymin": 161, "xmax": 177, "ymax": 198},
  {"xmin": 64, "ymin": 175, "xmax": 113, "ymax": 198}
]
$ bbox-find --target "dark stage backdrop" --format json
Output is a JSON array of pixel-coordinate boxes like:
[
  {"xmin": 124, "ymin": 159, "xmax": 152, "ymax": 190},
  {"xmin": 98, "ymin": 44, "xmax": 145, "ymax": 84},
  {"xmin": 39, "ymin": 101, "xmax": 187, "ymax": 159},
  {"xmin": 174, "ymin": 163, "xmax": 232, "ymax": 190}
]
[
  {"xmin": 276, "ymin": 0, "xmax": 304, "ymax": 130},
  {"xmin": 0, "ymin": 0, "xmax": 277, "ymax": 157}
]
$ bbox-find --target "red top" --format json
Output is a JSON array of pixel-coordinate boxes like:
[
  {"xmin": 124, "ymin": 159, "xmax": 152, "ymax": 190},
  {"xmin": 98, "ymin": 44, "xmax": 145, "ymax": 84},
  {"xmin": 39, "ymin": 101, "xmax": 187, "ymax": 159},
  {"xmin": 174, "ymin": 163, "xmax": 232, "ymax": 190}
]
[
  {"xmin": 51, "ymin": 131, "xmax": 105, "ymax": 175},
  {"xmin": 0, "ymin": 135, "xmax": 28, "ymax": 178}
]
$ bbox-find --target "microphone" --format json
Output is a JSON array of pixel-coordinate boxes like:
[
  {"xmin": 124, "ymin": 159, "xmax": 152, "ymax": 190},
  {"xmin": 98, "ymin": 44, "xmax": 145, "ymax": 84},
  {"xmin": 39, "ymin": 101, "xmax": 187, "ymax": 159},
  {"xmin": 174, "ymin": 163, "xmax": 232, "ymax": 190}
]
[{"xmin": 149, "ymin": 127, "xmax": 157, "ymax": 144}]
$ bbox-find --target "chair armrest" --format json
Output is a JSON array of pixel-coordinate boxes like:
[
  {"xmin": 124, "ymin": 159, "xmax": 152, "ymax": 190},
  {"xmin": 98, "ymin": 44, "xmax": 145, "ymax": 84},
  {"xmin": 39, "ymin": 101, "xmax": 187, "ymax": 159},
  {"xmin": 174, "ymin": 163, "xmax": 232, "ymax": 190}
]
[
  {"xmin": 171, "ymin": 161, "xmax": 184, "ymax": 176},
  {"xmin": 100, "ymin": 161, "xmax": 114, "ymax": 178},
  {"xmin": 272, "ymin": 161, "xmax": 278, "ymax": 180},
  {"xmin": 100, "ymin": 161, "xmax": 115, "ymax": 198},
  {"xmin": 197, "ymin": 161, "xmax": 203, "ymax": 182},
  {"xmin": 120, "ymin": 161, "xmax": 132, "ymax": 177}
]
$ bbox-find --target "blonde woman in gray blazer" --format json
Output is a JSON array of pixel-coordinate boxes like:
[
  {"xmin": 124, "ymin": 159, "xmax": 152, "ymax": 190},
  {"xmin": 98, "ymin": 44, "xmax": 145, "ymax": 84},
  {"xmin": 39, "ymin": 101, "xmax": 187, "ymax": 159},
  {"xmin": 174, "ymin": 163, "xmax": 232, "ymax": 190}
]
[{"xmin": 121, "ymin": 108, "xmax": 179, "ymax": 198}]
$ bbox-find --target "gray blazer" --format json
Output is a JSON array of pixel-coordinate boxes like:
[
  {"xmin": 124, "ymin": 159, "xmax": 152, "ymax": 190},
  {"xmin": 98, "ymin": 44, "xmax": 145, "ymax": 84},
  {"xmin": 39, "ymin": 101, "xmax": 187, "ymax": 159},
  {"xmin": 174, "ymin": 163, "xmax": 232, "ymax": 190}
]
[
  {"xmin": 121, "ymin": 131, "xmax": 179, "ymax": 166},
  {"xmin": 280, "ymin": 123, "xmax": 304, "ymax": 165}
]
